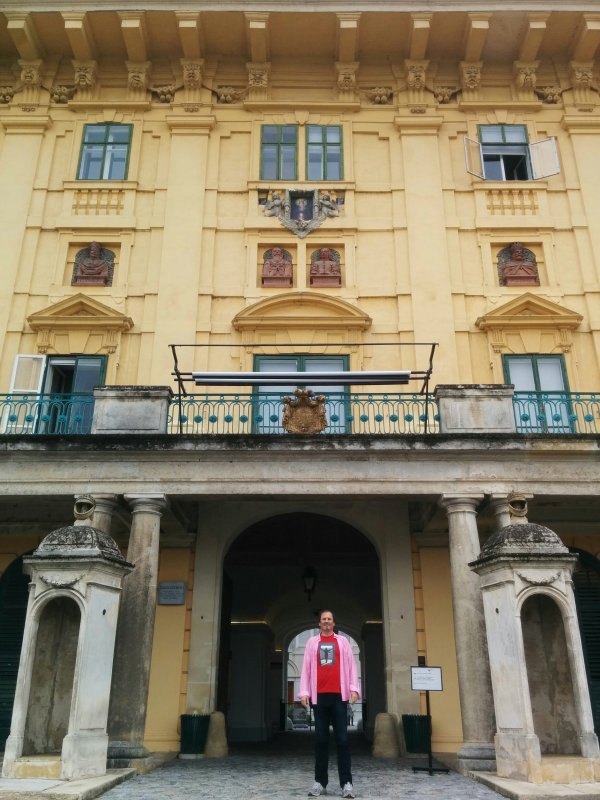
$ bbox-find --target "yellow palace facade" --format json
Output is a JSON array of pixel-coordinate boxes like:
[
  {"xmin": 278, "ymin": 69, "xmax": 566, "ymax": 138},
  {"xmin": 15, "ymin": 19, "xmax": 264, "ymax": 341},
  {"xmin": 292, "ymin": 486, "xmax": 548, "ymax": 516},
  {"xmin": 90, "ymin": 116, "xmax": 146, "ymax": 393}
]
[{"xmin": 0, "ymin": 0, "xmax": 600, "ymax": 782}]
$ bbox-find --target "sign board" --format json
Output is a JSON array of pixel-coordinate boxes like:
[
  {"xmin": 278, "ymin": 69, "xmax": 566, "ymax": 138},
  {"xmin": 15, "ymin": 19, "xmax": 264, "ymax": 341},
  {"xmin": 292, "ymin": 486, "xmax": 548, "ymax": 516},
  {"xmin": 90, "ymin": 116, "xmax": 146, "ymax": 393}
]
[
  {"xmin": 158, "ymin": 581, "xmax": 187, "ymax": 605},
  {"xmin": 411, "ymin": 666, "xmax": 443, "ymax": 692}
]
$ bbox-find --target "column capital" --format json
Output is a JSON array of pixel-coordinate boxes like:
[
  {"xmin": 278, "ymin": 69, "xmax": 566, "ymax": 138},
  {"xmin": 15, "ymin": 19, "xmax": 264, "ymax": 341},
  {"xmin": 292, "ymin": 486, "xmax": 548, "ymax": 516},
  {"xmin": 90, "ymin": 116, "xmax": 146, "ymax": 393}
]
[
  {"xmin": 124, "ymin": 493, "xmax": 168, "ymax": 516},
  {"xmin": 440, "ymin": 494, "xmax": 484, "ymax": 514}
]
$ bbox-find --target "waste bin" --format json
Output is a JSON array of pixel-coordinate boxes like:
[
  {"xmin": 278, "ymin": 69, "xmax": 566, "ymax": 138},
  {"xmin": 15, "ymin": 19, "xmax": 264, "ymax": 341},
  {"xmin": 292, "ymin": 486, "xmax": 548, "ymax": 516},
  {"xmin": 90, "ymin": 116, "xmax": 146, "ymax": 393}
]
[
  {"xmin": 401, "ymin": 714, "xmax": 431, "ymax": 753},
  {"xmin": 180, "ymin": 713, "xmax": 211, "ymax": 757}
]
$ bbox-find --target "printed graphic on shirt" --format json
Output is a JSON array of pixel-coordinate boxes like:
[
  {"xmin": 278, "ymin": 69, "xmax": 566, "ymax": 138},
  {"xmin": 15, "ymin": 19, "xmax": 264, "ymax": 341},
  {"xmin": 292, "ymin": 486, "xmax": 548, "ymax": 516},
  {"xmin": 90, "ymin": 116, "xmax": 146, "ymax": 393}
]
[{"xmin": 319, "ymin": 642, "xmax": 335, "ymax": 666}]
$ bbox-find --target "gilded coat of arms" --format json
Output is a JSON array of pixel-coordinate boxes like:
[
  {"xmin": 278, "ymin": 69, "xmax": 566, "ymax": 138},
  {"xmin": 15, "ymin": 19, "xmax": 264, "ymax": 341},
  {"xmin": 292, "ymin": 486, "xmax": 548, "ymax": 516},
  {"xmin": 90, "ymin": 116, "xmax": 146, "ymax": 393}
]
[{"xmin": 282, "ymin": 390, "xmax": 328, "ymax": 434}]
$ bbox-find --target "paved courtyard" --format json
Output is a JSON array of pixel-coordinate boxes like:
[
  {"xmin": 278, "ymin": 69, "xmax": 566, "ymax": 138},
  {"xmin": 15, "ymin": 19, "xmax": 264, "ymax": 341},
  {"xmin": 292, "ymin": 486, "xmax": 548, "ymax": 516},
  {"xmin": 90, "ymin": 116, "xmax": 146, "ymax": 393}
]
[{"xmin": 101, "ymin": 733, "xmax": 503, "ymax": 800}]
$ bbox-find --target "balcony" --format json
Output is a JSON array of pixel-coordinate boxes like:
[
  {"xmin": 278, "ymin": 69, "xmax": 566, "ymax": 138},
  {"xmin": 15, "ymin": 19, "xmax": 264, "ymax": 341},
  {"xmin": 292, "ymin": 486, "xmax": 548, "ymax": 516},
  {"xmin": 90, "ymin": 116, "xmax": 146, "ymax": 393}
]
[{"xmin": 0, "ymin": 388, "xmax": 598, "ymax": 437}]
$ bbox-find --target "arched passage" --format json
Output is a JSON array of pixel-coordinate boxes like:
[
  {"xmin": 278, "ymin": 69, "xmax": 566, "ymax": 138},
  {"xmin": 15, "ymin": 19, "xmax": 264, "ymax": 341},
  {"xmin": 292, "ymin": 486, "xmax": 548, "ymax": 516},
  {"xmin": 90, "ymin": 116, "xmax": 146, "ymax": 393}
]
[{"xmin": 219, "ymin": 512, "xmax": 382, "ymax": 743}]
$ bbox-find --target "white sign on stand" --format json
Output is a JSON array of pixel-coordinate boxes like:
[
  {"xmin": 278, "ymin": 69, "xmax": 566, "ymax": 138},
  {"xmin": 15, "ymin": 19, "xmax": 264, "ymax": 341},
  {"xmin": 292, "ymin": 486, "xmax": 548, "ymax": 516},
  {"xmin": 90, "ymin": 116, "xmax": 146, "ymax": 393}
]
[{"xmin": 410, "ymin": 666, "xmax": 443, "ymax": 692}]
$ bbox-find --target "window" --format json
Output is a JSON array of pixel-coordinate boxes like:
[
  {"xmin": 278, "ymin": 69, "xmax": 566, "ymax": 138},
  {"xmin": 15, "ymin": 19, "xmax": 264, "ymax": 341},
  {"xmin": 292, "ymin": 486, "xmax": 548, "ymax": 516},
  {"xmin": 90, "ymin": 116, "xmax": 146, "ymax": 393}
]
[
  {"xmin": 77, "ymin": 124, "xmax": 132, "ymax": 180},
  {"xmin": 2, "ymin": 354, "xmax": 106, "ymax": 433},
  {"xmin": 464, "ymin": 124, "xmax": 560, "ymax": 181},
  {"xmin": 260, "ymin": 125, "xmax": 297, "ymax": 180},
  {"xmin": 504, "ymin": 354, "xmax": 571, "ymax": 432},
  {"xmin": 254, "ymin": 355, "xmax": 348, "ymax": 433},
  {"xmin": 307, "ymin": 126, "xmax": 343, "ymax": 181}
]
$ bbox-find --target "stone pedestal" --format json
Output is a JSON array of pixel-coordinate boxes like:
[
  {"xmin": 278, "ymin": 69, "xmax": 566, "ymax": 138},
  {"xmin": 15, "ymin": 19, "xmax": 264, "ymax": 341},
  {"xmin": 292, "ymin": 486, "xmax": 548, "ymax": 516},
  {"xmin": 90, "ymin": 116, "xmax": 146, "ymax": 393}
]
[
  {"xmin": 435, "ymin": 385, "xmax": 515, "ymax": 434},
  {"xmin": 108, "ymin": 494, "xmax": 167, "ymax": 759},
  {"xmin": 372, "ymin": 712, "xmax": 400, "ymax": 758},
  {"xmin": 441, "ymin": 495, "xmax": 496, "ymax": 773},
  {"xmin": 92, "ymin": 386, "xmax": 173, "ymax": 434},
  {"xmin": 2, "ymin": 525, "xmax": 131, "ymax": 780}
]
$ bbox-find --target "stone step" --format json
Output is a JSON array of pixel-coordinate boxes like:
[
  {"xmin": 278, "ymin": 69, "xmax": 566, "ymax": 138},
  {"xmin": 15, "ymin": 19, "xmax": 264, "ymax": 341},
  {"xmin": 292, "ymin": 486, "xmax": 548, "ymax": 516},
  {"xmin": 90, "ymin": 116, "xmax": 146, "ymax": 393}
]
[
  {"xmin": 11, "ymin": 755, "xmax": 61, "ymax": 779},
  {"xmin": 540, "ymin": 755, "xmax": 600, "ymax": 784}
]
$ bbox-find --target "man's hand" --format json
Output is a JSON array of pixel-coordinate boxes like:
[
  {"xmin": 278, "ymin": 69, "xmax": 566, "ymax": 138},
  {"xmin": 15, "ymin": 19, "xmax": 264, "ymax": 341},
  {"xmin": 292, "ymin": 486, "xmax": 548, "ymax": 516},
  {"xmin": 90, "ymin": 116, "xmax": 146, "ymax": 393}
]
[
  {"xmin": 350, "ymin": 692, "xmax": 358, "ymax": 705},
  {"xmin": 300, "ymin": 696, "xmax": 310, "ymax": 709}
]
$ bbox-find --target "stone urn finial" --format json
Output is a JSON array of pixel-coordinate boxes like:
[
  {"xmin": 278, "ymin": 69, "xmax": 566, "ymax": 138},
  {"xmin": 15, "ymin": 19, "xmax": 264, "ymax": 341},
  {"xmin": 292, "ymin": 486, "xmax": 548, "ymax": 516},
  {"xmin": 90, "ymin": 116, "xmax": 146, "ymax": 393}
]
[
  {"xmin": 507, "ymin": 491, "xmax": 528, "ymax": 524},
  {"xmin": 73, "ymin": 494, "xmax": 96, "ymax": 525}
]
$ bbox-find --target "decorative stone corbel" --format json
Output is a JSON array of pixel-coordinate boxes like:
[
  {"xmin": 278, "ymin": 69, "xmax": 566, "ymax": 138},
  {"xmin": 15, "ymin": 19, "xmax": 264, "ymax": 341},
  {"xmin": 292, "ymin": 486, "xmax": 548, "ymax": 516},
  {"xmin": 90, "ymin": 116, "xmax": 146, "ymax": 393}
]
[
  {"xmin": 335, "ymin": 61, "xmax": 359, "ymax": 102},
  {"xmin": 513, "ymin": 60, "xmax": 538, "ymax": 101},
  {"xmin": 460, "ymin": 61, "xmax": 482, "ymax": 101},
  {"xmin": 405, "ymin": 59, "xmax": 429, "ymax": 106},
  {"xmin": 126, "ymin": 61, "xmax": 151, "ymax": 101},
  {"xmin": 18, "ymin": 59, "xmax": 43, "ymax": 106},
  {"xmin": 72, "ymin": 60, "xmax": 97, "ymax": 101},
  {"xmin": 246, "ymin": 61, "xmax": 270, "ymax": 102},
  {"xmin": 181, "ymin": 58, "xmax": 204, "ymax": 109},
  {"xmin": 569, "ymin": 61, "xmax": 597, "ymax": 107}
]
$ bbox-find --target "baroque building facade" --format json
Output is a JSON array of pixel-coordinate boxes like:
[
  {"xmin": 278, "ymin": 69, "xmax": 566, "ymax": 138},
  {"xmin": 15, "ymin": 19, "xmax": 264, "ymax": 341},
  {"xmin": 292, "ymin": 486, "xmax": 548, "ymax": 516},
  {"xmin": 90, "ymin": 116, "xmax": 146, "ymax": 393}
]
[{"xmin": 0, "ymin": 0, "xmax": 600, "ymax": 783}]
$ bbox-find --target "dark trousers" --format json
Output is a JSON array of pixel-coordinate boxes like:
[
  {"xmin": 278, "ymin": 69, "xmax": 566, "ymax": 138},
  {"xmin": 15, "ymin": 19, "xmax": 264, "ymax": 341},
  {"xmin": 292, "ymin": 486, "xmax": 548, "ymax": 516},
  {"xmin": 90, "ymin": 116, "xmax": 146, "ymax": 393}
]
[{"xmin": 313, "ymin": 692, "xmax": 352, "ymax": 788}]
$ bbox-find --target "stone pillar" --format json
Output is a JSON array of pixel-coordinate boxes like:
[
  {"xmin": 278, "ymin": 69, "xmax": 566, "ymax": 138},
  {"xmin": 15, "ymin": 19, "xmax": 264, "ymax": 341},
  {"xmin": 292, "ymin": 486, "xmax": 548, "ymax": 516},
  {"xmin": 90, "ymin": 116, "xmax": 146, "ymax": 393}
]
[
  {"xmin": 90, "ymin": 494, "xmax": 120, "ymax": 534},
  {"xmin": 435, "ymin": 385, "xmax": 516, "ymax": 434},
  {"xmin": 108, "ymin": 494, "xmax": 167, "ymax": 759},
  {"xmin": 488, "ymin": 495, "xmax": 511, "ymax": 531},
  {"xmin": 440, "ymin": 494, "xmax": 496, "ymax": 772}
]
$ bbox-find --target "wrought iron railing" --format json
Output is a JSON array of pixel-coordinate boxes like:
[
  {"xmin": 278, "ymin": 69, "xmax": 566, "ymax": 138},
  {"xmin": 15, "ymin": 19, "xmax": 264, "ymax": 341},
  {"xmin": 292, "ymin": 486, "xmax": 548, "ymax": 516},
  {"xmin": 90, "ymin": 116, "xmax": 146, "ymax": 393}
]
[
  {"xmin": 0, "ymin": 393, "xmax": 95, "ymax": 434},
  {"xmin": 513, "ymin": 392, "xmax": 600, "ymax": 434},
  {"xmin": 168, "ymin": 393, "xmax": 439, "ymax": 435}
]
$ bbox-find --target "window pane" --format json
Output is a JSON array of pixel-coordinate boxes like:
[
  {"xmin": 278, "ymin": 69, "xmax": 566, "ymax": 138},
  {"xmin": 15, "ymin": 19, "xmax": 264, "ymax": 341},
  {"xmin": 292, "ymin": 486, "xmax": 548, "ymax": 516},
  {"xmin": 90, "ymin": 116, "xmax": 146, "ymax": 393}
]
[
  {"xmin": 83, "ymin": 125, "xmax": 107, "ymax": 143},
  {"xmin": 307, "ymin": 145, "xmax": 324, "ymax": 180},
  {"xmin": 480, "ymin": 125, "xmax": 503, "ymax": 143},
  {"xmin": 258, "ymin": 359, "xmax": 299, "ymax": 373},
  {"xmin": 503, "ymin": 125, "xmax": 528, "ymax": 143},
  {"xmin": 72, "ymin": 357, "xmax": 105, "ymax": 394},
  {"xmin": 537, "ymin": 358, "xmax": 566, "ymax": 392},
  {"xmin": 482, "ymin": 155, "xmax": 503, "ymax": 180},
  {"xmin": 107, "ymin": 125, "xmax": 131, "ymax": 144},
  {"xmin": 326, "ymin": 127, "xmax": 341, "ymax": 143},
  {"xmin": 79, "ymin": 146, "xmax": 104, "ymax": 179},
  {"xmin": 506, "ymin": 358, "xmax": 536, "ymax": 391},
  {"xmin": 307, "ymin": 126, "xmax": 322, "ymax": 143},
  {"xmin": 262, "ymin": 126, "xmax": 278, "ymax": 143},
  {"xmin": 104, "ymin": 145, "xmax": 128, "ymax": 179},
  {"xmin": 326, "ymin": 147, "xmax": 341, "ymax": 180},
  {"xmin": 503, "ymin": 154, "xmax": 529, "ymax": 181},
  {"xmin": 280, "ymin": 126, "xmax": 297, "ymax": 144},
  {"xmin": 261, "ymin": 145, "xmax": 277, "ymax": 179},
  {"xmin": 280, "ymin": 146, "xmax": 296, "ymax": 179}
]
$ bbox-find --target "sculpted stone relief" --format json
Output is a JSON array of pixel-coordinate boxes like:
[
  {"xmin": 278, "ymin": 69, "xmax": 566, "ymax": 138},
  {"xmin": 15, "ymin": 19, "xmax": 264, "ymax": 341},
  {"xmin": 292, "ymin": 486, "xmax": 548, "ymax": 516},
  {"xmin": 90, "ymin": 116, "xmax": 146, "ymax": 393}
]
[
  {"xmin": 262, "ymin": 189, "xmax": 341, "ymax": 238},
  {"xmin": 262, "ymin": 247, "xmax": 293, "ymax": 287},
  {"xmin": 72, "ymin": 242, "xmax": 115, "ymax": 287},
  {"xmin": 497, "ymin": 242, "xmax": 539, "ymax": 287},
  {"xmin": 310, "ymin": 247, "xmax": 341, "ymax": 287}
]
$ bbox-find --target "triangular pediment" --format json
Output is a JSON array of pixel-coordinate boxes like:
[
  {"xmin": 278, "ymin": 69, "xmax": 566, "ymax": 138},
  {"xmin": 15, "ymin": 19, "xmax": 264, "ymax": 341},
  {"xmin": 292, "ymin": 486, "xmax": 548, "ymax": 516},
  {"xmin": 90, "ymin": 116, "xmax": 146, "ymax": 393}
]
[
  {"xmin": 233, "ymin": 292, "xmax": 371, "ymax": 331},
  {"xmin": 476, "ymin": 293, "xmax": 582, "ymax": 331},
  {"xmin": 28, "ymin": 294, "xmax": 133, "ymax": 331}
]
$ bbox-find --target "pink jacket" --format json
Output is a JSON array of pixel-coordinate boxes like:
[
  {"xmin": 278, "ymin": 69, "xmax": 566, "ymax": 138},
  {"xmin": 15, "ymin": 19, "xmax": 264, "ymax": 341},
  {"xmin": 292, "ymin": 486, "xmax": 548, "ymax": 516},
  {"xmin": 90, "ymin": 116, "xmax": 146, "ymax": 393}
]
[{"xmin": 298, "ymin": 633, "xmax": 361, "ymax": 705}]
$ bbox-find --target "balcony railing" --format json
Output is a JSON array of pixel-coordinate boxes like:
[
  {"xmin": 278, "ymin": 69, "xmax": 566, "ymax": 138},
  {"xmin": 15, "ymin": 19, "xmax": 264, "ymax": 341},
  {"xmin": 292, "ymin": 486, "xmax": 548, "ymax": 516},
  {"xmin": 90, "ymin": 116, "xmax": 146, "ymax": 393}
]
[
  {"xmin": 513, "ymin": 392, "xmax": 600, "ymax": 434},
  {"xmin": 0, "ymin": 393, "xmax": 95, "ymax": 434},
  {"xmin": 168, "ymin": 393, "xmax": 439, "ymax": 435}
]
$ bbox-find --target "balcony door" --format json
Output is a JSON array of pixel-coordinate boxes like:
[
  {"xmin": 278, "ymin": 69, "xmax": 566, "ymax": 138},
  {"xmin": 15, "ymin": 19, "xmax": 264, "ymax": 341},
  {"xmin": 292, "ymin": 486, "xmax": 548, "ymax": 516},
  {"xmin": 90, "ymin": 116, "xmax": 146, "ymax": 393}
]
[
  {"xmin": 254, "ymin": 355, "xmax": 348, "ymax": 433},
  {"xmin": 503, "ymin": 354, "xmax": 571, "ymax": 432}
]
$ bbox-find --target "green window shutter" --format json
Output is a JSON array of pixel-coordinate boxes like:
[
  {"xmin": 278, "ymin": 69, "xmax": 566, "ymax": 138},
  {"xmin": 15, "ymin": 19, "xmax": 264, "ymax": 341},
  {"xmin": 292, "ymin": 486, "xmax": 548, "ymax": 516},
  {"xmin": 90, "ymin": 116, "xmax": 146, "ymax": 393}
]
[
  {"xmin": 0, "ymin": 557, "xmax": 29, "ymax": 747},
  {"xmin": 572, "ymin": 550, "xmax": 600, "ymax": 735}
]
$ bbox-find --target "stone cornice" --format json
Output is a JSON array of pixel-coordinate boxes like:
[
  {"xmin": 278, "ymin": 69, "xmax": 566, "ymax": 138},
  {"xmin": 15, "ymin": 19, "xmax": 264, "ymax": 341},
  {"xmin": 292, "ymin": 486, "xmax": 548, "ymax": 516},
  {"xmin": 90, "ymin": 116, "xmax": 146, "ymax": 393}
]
[{"xmin": 4, "ymin": 1, "xmax": 600, "ymax": 10}]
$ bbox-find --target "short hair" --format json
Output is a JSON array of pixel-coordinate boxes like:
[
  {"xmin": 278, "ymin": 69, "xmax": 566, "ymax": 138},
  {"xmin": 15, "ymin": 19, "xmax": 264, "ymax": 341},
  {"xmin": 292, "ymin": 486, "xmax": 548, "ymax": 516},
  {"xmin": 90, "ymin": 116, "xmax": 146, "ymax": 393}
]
[{"xmin": 319, "ymin": 609, "xmax": 336, "ymax": 622}]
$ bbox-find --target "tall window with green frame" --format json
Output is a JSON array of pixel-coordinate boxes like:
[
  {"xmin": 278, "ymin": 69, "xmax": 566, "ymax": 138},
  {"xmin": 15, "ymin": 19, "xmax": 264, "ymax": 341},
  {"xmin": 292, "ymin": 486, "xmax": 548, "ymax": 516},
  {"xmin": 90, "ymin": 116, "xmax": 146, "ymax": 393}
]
[
  {"xmin": 307, "ymin": 125, "xmax": 343, "ymax": 181},
  {"xmin": 254, "ymin": 354, "xmax": 348, "ymax": 434},
  {"xmin": 503, "ymin": 353, "xmax": 572, "ymax": 432},
  {"xmin": 77, "ymin": 124, "xmax": 132, "ymax": 180},
  {"xmin": 260, "ymin": 125, "xmax": 297, "ymax": 180}
]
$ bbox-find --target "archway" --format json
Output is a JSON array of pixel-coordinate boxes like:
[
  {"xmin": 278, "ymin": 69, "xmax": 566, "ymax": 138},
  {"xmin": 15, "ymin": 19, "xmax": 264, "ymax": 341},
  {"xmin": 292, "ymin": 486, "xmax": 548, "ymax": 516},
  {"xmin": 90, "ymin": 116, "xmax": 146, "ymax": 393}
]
[
  {"xmin": 0, "ymin": 555, "xmax": 30, "ymax": 747},
  {"xmin": 219, "ymin": 512, "xmax": 382, "ymax": 743}
]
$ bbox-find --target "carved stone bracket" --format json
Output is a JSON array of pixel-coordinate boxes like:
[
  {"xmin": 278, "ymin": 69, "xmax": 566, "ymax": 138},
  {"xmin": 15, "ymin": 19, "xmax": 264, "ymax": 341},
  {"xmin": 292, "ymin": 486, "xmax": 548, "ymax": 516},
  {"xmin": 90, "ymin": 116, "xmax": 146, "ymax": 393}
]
[
  {"xmin": 405, "ymin": 59, "xmax": 429, "ymax": 106},
  {"xmin": 262, "ymin": 188, "xmax": 341, "ymax": 239},
  {"xmin": 570, "ymin": 61, "xmax": 598, "ymax": 107},
  {"xmin": 246, "ymin": 61, "xmax": 270, "ymax": 101},
  {"xmin": 126, "ymin": 61, "xmax": 151, "ymax": 100},
  {"xmin": 460, "ymin": 61, "xmax": 482, "ymax": 101},
  {"xmin": 181, "ymin": 58, "xmax": 204, "ymax": 107},
  {"xmin": 18, "ymin": 59, "xmax": 43, "ymax": 106},
  {"xmin": 513, "ymin": 61, "xmax": 539, "ymax": 101},
  {"xmin": 335, "ymin": 61, "xmax": 359, "ymax": 102},
  {"xmin": 72, "ymin": 60, "xmax": 97, "ymax": 100}
]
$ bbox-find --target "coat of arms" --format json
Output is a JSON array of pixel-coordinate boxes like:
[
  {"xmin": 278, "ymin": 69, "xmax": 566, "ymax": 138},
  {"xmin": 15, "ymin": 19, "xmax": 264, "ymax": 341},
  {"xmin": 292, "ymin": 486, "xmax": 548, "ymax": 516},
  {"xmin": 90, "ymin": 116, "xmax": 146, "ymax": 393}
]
[{"xmin": 282, "ymin": 390, "xmax": 328, "ymax": 434}]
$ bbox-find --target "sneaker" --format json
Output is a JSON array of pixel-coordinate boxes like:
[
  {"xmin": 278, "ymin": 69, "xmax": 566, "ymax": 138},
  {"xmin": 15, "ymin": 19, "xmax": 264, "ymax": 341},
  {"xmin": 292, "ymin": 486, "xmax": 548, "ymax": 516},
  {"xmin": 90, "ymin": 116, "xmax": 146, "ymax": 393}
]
[
  {"xmin": 341, "ymin": 783, "xmax": 355, "ymax": 798},
  {"xmin": 308, "ymin": 782, "xmax": 327, "ymax": 797}
]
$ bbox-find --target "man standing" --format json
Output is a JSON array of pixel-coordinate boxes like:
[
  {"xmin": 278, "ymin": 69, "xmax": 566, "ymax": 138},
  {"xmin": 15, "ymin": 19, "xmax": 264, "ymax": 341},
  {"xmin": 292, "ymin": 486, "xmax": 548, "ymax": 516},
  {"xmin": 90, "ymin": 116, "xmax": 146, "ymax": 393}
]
[{"xmin": 299, "ymin": 610, "xmax": 360, "ymax": 798}]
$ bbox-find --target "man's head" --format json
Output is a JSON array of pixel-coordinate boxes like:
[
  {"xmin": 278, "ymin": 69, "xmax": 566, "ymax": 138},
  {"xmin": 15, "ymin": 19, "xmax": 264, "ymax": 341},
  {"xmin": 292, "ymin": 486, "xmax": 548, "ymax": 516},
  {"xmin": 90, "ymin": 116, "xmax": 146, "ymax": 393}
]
[{"xmin": 319, "ymin": 609, "xmax": 335, "ymax": 636}]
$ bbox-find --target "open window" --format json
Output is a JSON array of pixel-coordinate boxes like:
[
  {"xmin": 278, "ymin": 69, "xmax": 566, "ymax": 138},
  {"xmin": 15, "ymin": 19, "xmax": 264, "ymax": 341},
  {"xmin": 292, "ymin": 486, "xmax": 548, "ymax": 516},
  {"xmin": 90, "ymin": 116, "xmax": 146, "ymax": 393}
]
[
  {"xmin": 504, "ymin": 354, "xmax": 572, "ymax": 432},
  {"xmin": 464, "ymin": 124, "xmax": 560, "ymax": 181}
]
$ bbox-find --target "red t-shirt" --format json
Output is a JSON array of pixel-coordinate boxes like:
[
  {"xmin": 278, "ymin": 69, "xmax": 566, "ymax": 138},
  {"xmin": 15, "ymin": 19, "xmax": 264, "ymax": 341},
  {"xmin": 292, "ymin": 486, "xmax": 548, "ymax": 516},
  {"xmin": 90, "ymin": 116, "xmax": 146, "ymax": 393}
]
[{"xmin": 316, "ymin": 634, "xmax": 341, "ymax": 694}]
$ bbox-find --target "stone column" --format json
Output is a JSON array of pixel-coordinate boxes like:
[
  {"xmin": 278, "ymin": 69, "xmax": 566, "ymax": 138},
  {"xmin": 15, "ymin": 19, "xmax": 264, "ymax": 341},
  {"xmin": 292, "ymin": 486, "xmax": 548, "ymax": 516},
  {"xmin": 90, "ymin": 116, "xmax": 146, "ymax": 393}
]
[
  {"xmin": 108, "ymin": 494, "xmax": 167, "ymax": 759},
  {"xmin": 440, "ymin": 494, "xmax": 496, "ymax": 772},
  {"xmin": 90, "ymin": 494, "xmax": 120, "ymax": 534},
  {"xmin": 488, "ymin": 494, "xmax": 511, "ymax": 531}
]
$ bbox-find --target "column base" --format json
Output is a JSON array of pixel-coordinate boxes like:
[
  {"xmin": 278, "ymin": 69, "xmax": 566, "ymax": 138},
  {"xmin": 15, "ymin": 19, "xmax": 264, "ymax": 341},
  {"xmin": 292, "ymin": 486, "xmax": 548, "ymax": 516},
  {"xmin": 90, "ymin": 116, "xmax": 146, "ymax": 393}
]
[
  {"xmin": 457, "ymin": 741, "xmax": 496, "ymax": 774},
  {"xmin": 107, "ymin": 740, "xmax": 150, "ymax": 760}
]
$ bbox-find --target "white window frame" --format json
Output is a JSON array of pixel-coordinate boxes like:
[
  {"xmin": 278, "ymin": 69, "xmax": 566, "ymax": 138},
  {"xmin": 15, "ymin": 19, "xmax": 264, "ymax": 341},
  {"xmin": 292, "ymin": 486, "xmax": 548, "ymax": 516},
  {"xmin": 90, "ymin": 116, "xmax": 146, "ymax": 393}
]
[
  {"xmin": 464, "ymin": 133, "xmax": 560, "ymax": 180},
  {"xmin": 2, "ymin": 355, "xmax": 46, "ymax": 433}
]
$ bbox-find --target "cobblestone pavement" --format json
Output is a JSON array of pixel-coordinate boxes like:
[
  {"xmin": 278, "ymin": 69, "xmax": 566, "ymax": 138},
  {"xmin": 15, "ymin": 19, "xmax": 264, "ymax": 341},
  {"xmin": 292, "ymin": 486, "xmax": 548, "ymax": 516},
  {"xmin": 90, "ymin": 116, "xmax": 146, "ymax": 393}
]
[{"xmin": 101, "ymin": 733, "xmax": 503, "ymax": 800}]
